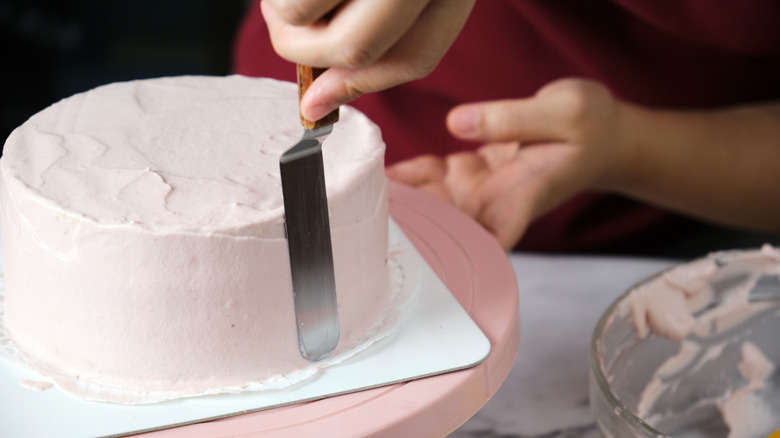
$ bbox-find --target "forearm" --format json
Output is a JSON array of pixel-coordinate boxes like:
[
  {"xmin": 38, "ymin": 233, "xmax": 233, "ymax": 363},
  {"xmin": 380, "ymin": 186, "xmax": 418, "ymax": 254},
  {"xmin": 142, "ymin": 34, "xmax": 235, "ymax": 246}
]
[{"xmin": 608, "ymin": 101, "xmax": 780, "ymax": 232}]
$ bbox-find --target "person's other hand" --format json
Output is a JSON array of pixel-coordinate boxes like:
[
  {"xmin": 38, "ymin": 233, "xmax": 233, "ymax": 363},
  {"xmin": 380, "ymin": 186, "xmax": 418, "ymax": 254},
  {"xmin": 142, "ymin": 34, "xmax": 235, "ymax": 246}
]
[
  {"xmin": 387, "ymin": 79, "xmax": 633, "ymax": 250},
  {"xmin": 261, "ymin": 0, "xmax": 475, "ymax": 120}
]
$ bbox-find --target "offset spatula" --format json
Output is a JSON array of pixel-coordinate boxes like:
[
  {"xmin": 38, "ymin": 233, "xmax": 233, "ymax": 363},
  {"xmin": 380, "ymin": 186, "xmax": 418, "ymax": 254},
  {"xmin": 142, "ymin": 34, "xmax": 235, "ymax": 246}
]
[{"xmin": 279, "ymin": 65, "xmax": 340, "ymax": 361}]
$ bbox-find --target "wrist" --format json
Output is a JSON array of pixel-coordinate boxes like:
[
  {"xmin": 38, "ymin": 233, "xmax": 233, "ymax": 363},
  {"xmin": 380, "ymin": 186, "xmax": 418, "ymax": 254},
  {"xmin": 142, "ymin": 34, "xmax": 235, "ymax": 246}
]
[{"xmin": 592, "ymin": 99, "xmax": 644, "ymax": 193}]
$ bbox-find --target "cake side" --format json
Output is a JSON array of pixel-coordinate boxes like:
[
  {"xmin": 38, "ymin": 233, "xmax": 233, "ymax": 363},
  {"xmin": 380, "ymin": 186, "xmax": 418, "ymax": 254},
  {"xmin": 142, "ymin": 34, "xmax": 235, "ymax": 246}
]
[{"xmin": 0, "ymin": 75, "xmax": 391, "ymax": 402}]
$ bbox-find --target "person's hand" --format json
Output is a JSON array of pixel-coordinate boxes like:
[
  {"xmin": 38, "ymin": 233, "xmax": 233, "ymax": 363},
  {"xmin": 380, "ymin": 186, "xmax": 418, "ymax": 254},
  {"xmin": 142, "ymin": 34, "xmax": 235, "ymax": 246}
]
[
  {"xmin": 261, "ymin": 0, "xmax": 475, "ymax": 121},
  {"xmin": 387, "ymin": 79, "xmax": 633, "ymax": 250}
]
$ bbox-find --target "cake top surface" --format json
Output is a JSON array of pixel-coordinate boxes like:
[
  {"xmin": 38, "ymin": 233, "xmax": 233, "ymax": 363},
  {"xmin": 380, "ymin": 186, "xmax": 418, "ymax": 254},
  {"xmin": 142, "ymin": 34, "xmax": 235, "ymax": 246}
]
[{"xmin": 0, "ymin": 75, "xmax": 384, "ymax": 233}]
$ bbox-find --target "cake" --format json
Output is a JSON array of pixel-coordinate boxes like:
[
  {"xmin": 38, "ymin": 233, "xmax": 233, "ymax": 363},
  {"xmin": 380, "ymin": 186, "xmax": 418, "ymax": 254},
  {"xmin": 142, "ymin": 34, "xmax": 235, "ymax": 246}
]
[{"xmin": 0, "ymin": 75, "xmax": 390, "ymax": 403}]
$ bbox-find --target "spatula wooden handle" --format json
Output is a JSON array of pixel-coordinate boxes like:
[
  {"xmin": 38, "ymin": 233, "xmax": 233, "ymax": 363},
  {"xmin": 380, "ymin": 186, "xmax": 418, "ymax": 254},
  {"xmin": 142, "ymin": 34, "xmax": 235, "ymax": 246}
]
[{"xmin": 297, "ymin": 65, "xmax": 340, "ymax": 130}]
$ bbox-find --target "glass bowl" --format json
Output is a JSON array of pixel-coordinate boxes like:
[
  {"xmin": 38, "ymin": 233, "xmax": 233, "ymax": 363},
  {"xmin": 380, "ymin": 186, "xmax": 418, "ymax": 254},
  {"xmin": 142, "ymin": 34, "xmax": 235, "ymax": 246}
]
[{"xmin": 590, "ymin": 247, "xmax": 780, "ymax": 438}]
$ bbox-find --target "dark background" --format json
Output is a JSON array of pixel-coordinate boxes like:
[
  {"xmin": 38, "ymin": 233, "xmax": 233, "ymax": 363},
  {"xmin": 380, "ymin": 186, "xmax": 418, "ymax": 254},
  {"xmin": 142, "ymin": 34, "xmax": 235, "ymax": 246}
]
[{"xmin": 1, "ymin": 0, "xmax": 249, "ymax": 151}]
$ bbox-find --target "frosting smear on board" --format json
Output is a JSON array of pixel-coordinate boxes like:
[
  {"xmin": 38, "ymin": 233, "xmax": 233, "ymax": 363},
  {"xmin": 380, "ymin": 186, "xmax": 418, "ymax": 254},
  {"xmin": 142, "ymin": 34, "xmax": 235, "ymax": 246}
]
[{"xmin": 0, "ymin": 75, "xmax": 393, "ymax": 403}]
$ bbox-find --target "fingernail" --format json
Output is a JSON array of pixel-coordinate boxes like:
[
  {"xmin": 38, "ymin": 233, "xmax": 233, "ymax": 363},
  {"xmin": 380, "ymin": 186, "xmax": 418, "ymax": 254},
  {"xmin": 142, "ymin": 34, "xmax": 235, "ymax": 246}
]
[
  {"xmin": 449, "ymin": 106, "xmax": 480, "ymax": 137},
  {"xmin": 305, "ymin": 102, "xmax": 339, "ymax": 122}
]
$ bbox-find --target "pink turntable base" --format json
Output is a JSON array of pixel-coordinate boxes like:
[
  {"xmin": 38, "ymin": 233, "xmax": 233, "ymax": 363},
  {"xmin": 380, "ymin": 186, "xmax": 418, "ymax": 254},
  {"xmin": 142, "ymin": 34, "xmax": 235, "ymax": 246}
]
[{"xmin": 139, "ymin": 181, "xmax": 521, "ymax": 438}]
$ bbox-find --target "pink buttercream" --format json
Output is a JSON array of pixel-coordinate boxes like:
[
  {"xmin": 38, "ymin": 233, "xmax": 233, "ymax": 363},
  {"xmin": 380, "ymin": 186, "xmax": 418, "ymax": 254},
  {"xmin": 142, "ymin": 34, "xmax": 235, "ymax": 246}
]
[
  {"xmin": 619, "ymin": 247, "xmax": 780, "ymax": 437},
  {"xmin": 0, "ymin": 76, "xmax": 391, "ymax": 403}
]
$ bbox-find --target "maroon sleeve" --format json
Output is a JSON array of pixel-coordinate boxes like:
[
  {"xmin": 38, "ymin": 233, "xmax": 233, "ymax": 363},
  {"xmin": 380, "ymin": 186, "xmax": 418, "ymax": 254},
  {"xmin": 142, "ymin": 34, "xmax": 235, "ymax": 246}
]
[{"xmin": 233, "ymin": 1, "xmax": 780, "ymax": 253}]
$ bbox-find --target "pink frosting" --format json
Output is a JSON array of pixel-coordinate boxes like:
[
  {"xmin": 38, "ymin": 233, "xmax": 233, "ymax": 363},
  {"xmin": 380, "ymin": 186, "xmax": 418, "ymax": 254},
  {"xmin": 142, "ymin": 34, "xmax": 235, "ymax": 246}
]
[
  {"xmin": 0, "ymin": 76, "xmax": 390, "ymax": 403},
  {"xmin": 620, "ymin": 247, "xmax": 780, "ymax": 436}
]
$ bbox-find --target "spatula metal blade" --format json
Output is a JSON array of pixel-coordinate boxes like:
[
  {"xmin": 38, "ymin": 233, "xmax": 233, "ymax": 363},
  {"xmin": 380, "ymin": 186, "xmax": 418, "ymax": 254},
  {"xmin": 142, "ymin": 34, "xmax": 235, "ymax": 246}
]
[{"xmin": 280, "ymin": 126, "xmax": 339, "ymax": 361}]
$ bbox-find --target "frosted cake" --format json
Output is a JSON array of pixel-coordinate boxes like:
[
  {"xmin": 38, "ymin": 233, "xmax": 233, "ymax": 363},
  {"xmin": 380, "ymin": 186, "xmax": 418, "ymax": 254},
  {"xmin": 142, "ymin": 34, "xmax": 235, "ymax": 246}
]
[{"xmin": 0, "ymin": 75, "xmax": 390, "ymax": 403}]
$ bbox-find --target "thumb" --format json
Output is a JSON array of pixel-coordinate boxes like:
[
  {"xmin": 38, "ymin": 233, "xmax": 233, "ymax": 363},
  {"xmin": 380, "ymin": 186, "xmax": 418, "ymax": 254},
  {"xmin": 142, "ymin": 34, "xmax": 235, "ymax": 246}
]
[
  {"xmin": 446, "ymin": 97, "xmax": 565, "ymax": 144},
  {"xmin": 300, "ymin": 64, "xmax": 417, "ymax": 121}
]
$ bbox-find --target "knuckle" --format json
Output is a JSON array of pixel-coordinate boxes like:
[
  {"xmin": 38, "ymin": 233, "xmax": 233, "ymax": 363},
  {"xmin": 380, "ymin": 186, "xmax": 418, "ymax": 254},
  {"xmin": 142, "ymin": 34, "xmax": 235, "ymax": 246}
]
[
  {"xmin": 273, "ymin": 0, "xmax": 314, "ymax": 25},
  {"xmin": 417, "ymin": 155, "xmax": 447, "ymax": 174},
  {"xmin": 407, "ymin": 57, "xmax": 438, "ymax": 79},
  {"xmin": 446, "ymin": 151, "xmax": 487, "ymax": 174},
  {"xmin": 544, "ymin": 79, "xmax": 610, "ymax": 127},
  {"xmin": 337, "ymin": 43, "xmax": 382, "ymax": 68},
  {"xmin": 445, "ymin": 151, "xmax": 474, "ymax": 166},
  {"xmin": 558, "ymin": 83, "xmax": 591, "ymax": 123},
  {"xmin": 340, "ymin": 77, "xmax": 369, "ymax": 101},
  {"xmin": 479, "ymin": 142, "xmax": 519, "ymax": 169},
  {"xmin": 482, "ymin": 104, "xmax": 517, "ymax": 138}
]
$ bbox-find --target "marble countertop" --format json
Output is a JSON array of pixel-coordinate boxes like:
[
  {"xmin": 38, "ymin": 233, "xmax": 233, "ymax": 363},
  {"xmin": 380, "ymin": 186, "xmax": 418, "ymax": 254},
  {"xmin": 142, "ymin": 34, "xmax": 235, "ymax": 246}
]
[{"xmin": 451, "ymin": 253, "xmax": 677, "ymax": 438}]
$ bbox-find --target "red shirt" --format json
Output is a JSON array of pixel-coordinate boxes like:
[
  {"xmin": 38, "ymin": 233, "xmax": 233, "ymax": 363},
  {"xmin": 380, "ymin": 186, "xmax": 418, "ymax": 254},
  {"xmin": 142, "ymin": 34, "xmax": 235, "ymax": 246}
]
[{"xmin": 234, "ymin": 1, "xmax": 780, "ymax": 252}]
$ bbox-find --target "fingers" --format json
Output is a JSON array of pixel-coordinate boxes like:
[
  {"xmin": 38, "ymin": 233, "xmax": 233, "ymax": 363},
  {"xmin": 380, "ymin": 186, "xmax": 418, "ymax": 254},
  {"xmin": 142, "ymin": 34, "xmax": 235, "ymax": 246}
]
[
  {"xmin": 417, "ymin": 182, "xmax": 454, "ymax": 205},
  {"xmin": 477, "ymin": 142, "xmax": 519, "ymax": 170},
  {"xmin": 300, "ymin": 65, "xmax": 418, "ymax": 120},
  {"xmin": 447, "ymin": 98, "xmax": 564, "ymax": 144},
  {"xmin": 477, "ymin": 141, "xmax": 588, "ymax": 250},
  {"xmin": 390, "ymin": 79, "xmax": 618, "ymax": 250},
  {"xmin": 385, "ymin": 148, "xmax": 542, "ymax": 250},
  {"xmin": 263, "ymin": 0, "xmax": 429, "ymax": 68},
  {"xmin": 385, "ymin": 155, "xmax": 446, "ymax": 186},
  {"xmin": 388, "ymin": 152, "xmax": 491, "ymax": 218},
  {"xmin": 385, "ymin": 156, "xmax": 454, "ymax": 205},
  {"xmin": 444, "ymin": 152, "xmax": 488, "ymax": 217},
  {"xmin": 386, "ymin": 153, "xmax": 490, "ymax": 217},
  {"xmin": 263, "ymin": 0, "xmax": 475, "ymax": 119},
  {"xmin": 301, "ymin": 0, "xmax": 474, "ymax": 118},
  {"xmin": 266, "ymin": 0, "xmax": 342, "ymax": 26},
  {"xmin": 446, "ymin": 78, "xmax": 614, "ymax": 144},
  {"xmin": 387, "ymin": 141, "xmax": 587, "ymax": 251},
  {"xmin": 475, "ymin": 159, "xmax": 543, "ymax": 251}
]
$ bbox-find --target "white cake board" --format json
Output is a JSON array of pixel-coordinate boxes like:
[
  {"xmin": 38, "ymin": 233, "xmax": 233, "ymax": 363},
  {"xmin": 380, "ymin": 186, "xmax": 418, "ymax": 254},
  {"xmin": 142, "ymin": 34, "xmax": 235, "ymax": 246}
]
[{"xmin": 0, "ymin": 219, "xmax": 490, "ymax": 438}]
